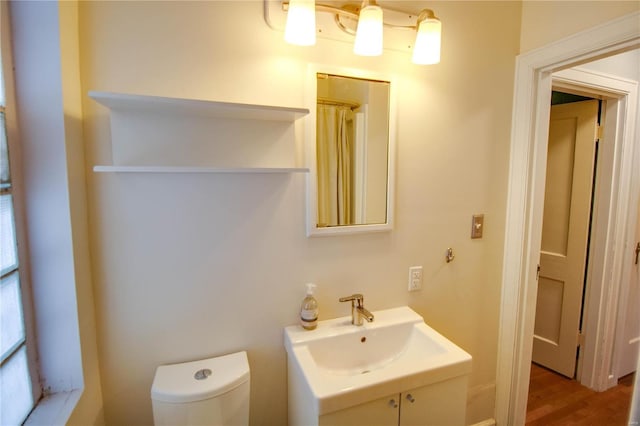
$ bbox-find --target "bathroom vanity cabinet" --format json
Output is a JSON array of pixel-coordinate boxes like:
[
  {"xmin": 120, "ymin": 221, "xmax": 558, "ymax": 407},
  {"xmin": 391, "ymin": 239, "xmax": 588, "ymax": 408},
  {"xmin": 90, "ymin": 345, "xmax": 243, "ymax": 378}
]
[
  {"xmin": 89, "ymin": 91, "xmax": 309, "ymax": 174},
  {"xmin": 285, "ymin": 307, "xmax": 472, "ymax": 426},
  {"xmin": 317, "ymin": 376, "xmax": 468, "ymax": 426}
]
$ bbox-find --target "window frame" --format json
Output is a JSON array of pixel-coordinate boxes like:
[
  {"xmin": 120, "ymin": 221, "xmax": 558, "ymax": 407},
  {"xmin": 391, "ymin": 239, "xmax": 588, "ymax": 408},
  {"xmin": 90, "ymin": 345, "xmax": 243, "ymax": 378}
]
[{"xmin": 1, "ymin": 0, "xmax": 43, "ymax": 418}]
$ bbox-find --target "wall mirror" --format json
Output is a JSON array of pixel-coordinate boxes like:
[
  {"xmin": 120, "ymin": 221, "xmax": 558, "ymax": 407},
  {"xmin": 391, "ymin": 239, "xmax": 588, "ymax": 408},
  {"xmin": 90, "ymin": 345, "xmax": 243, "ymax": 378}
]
[{"xmin": 305, "ymin": 65, "xmax": 396, "ymax": 236}]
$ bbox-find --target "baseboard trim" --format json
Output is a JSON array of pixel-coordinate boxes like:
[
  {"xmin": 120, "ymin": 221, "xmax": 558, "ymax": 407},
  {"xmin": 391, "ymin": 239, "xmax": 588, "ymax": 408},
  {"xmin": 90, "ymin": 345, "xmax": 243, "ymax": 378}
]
[{"xmin": 470, "ymin": 419, "xmax": 497, "ymax": 426}]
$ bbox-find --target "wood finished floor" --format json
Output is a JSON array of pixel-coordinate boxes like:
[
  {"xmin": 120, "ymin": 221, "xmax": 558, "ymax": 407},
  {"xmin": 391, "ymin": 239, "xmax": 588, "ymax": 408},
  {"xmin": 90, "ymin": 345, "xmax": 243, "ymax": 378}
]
[{"xmin": 526, "ymin": 363, "xmax": 635, "ymax": 426}]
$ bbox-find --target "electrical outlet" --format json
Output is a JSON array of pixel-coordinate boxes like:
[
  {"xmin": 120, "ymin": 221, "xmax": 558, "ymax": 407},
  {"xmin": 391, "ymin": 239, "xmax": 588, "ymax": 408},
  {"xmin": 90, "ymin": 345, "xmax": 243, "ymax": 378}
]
[{"xmin": 408, "ymin": 266, "xmax": 423, "ymax": 291}]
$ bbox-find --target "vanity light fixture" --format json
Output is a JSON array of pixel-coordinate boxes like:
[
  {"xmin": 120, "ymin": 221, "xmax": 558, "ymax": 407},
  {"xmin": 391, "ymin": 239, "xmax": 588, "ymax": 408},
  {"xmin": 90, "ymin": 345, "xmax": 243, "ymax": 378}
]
[{"xmin": 280, "ymin": 0, "xmax": 442, "ymax": 64}]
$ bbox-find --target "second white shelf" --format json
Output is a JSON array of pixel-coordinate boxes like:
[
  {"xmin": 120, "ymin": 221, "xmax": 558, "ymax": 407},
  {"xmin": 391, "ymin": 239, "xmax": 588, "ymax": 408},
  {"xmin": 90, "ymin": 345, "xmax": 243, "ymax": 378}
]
[{"xmin": 93, "ymin": 165, "xmax": 309, "ymax": 174}]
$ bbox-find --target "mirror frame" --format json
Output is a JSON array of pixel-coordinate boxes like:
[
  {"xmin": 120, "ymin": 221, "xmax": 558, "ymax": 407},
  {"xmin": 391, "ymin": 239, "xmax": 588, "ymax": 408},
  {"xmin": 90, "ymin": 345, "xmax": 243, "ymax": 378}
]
[{"xmin": 305, "ymin": 64, "xmax": 397, "ymax": 237}]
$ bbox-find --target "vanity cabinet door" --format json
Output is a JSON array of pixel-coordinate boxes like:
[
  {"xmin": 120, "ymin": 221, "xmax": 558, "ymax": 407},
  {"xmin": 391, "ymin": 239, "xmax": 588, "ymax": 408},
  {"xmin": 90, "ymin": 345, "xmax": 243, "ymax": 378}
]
[
  {"xmin": 319, "ymin": 394, "xmax": 400, "ymax": 426},
  {"xmin": 399, "ymin": 376, "xmax": 468, "ymax": 426}
]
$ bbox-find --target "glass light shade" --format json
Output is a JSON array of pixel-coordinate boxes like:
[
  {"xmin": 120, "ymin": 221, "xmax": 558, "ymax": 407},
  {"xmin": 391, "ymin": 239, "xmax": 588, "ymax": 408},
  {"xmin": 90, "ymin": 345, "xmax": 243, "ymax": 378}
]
[
  {"xmin": 284, "ymin": 0, "xmax": 316, "ymax": 46},
  {"xmin": 412, "ymin": 18, "xmax": 441, "ymax": 65},
  {"xmin": 353, "ymin": 5, "xmax": 383, "ymax": 56}
]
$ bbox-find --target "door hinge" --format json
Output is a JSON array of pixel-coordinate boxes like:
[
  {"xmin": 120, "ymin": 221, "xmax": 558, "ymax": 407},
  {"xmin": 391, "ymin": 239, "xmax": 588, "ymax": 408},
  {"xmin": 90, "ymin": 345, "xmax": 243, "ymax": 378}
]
[
  {"xmin": 596, "ymin": 124, "xmax": 603, "ymax": 142},
  {"xmin": 577, "ymin": 331, "xmax": 585, "ymax": 348},
  {"xmin": 536, "ymin": 264, "xmax": 540, "ymax": 280}
]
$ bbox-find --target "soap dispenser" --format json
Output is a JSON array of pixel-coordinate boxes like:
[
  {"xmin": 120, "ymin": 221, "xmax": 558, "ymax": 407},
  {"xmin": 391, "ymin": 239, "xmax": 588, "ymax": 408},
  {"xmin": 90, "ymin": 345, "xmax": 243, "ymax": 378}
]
[{"xmin": 300, "ymin": 283, "xmax": 318, "ymax": 330}]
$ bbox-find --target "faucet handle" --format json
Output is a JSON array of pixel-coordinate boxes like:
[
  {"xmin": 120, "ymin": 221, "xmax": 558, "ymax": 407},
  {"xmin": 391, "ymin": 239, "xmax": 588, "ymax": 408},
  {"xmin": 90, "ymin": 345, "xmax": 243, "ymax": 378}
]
[{"xmin": 338, "ymin": 294, "xmax": 363, "ymax": 304}]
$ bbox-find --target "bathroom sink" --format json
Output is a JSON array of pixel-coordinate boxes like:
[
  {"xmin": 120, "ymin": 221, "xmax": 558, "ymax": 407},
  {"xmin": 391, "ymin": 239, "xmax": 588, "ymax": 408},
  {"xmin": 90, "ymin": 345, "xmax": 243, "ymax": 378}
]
[
  {"xmin": 304, "ymin": 317, "xmax": 448, "ymax": 376},
  {"xmin": 284, "ymin": 306, "xmax": 472, "ymax": 415}
]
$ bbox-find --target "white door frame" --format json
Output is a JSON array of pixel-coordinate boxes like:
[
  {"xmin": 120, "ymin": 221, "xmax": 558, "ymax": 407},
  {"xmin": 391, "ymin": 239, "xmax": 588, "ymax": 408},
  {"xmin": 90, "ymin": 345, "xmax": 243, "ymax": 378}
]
[
  {"xmin": 552, "ymin": 68, "xmax": 639, "ymax": 391},
  {"xmin": 552, "ymin": 67, "xmax": 639, "ymax": 391},
  {"xmin": 495, "ymin": 11, "xmax": 640, "ymax": 426}
]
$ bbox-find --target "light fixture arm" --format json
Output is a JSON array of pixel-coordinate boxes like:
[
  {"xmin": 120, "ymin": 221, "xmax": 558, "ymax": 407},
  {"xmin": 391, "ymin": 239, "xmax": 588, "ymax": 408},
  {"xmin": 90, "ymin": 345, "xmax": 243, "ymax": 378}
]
[
  {"xmin": 281, "ymin": 1, "xmax": 435, "ymax": 35},
  {"xmin": 283, "ymin": 1, "xmax": 358, "ymax": 20},
  {"xmin": 359, "ymin": 0, "xmax": 379, "ymax": 8},
  {"xmin": 417, "ymin": 9, "xmax": 438, "ymax": 22}
]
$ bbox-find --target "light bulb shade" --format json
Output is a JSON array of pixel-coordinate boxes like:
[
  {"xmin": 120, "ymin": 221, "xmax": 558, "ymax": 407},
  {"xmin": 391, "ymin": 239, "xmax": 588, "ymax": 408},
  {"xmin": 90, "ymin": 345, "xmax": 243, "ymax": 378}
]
[
  {"xmin": 412, "ymin": 18, "xmax": 441, "ymax": 65},
  {"xmin": 284, "ymin": 0, "xmax": 316, "ymax": 46},
  {"xmin": 353, "ymin": 5, "xmax": 383, "ymax": 56}
]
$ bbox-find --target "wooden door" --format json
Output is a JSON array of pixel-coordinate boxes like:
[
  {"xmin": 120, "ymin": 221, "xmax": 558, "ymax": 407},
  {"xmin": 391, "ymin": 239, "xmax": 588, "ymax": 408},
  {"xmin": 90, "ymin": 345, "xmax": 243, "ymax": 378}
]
[{"xmin": 533, "ymin": 100, "xmax": 599, "ymax": 378}]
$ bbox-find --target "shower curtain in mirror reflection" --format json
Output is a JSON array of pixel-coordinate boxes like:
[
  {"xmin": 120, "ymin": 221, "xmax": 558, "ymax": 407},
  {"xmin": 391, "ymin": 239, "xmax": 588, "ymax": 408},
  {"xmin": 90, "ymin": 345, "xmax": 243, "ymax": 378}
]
[{"xmin": 317, "ymin": 104, "xmax": 354, "ymax": 227}]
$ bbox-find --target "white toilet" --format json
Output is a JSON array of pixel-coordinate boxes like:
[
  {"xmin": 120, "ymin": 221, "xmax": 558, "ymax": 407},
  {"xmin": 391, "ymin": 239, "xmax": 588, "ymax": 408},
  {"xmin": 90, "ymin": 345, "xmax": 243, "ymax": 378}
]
[{"xmin": 151, "ymin": 351, "xmax": 250, "ymax": 425}]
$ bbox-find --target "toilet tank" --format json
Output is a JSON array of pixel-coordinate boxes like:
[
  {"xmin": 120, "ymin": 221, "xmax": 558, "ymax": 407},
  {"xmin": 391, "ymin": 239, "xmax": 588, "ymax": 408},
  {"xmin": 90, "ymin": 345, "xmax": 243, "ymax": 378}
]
[{"xmin": 151, "ymin": 351, "xmax": 250, "ymax": 426}]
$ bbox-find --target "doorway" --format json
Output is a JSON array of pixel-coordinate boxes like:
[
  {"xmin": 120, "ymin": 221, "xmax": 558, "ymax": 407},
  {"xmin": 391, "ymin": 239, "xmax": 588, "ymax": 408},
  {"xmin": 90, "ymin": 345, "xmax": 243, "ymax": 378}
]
[
  {"xmin": 495, "ymin": 12, "xmax": 640, "ymax": 425},
  {"xmin": 532, "ymin": 94, "xmax": 600, "ymax": 380},
  {"xmin": 550, "ymin": 63, "xmax": 639, "ymax": 392},
  {"xmin": 532, "ymin": 76, "xmax": 640, "ymax": 390}
]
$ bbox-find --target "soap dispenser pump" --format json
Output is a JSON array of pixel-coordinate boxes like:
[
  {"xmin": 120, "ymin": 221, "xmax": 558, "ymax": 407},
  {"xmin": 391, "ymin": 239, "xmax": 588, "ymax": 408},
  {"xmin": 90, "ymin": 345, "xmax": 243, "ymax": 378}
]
[{"xmin": 300, "ymin": 283, "xmax": 318, "ymax": 330}]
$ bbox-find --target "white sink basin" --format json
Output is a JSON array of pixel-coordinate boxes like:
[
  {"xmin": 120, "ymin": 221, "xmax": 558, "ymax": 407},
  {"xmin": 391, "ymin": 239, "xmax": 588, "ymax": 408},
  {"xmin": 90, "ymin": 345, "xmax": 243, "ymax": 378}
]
[{"xmin": 284, "ymin": 306, "xmax": 472, "ymax": 415}]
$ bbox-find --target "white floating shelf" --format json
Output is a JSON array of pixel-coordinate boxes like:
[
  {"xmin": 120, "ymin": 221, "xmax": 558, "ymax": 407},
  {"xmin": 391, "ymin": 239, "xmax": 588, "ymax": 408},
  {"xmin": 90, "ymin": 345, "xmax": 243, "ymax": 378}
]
[
  {"xmin": 93, "ymin": 165, "xmax": 309, "ymax": 174},
  {"xmin": 89, "ymin": 91, "xmax": 309, "ymax": 122}
]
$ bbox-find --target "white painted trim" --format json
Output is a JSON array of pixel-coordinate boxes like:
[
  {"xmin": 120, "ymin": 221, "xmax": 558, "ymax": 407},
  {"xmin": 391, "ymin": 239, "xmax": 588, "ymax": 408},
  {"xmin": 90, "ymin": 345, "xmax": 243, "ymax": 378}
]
[
  {"xmin": 575, "ymin": 93, "xmax": 619, "ymax": 388},
  {"xmin": 25, "ymin": 390, "xmax": 82, "ymax": 426},
  {"xmin": 608, "ymin": 98, "xmax": 640, "ymax": 389},
  {"xmin": 496, "ymin": 11, "xmax": 640, "ymax": 426},
  {"xmin": 0, "ymin": 0, "xmax": 42, "ymax": 408},
  {"xmin": 470, "ymin": 420, "xmax": 496, "ymax": 426}
]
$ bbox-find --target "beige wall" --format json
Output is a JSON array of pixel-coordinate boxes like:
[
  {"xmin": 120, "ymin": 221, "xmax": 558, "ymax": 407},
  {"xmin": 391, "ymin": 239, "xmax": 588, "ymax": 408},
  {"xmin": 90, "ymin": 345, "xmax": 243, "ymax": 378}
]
[
  {"xmin": 79, "ymin": 1, "xmax": 519, "ymax": 424},
  {"xmin": 520, "ymin": 1, "xmax": 640, "ymax": 53},
  {"xmin": 58, "ymin": 3, "xmax": 105, "ymax": 424}
]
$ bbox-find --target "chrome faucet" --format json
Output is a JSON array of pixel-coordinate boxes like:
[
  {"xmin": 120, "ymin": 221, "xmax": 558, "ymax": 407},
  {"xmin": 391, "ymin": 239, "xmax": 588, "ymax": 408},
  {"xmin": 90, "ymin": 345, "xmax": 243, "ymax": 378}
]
[{"xmin": 339, "ymin": 294, "xmax": 374, "ymax": 326}]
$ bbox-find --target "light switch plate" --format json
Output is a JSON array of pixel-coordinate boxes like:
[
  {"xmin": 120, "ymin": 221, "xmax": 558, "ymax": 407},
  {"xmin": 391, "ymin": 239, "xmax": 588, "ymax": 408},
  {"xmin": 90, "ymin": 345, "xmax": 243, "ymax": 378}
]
[{"xmin": 471, "ymin": 214, "xmax": 484, "ymax": 239}]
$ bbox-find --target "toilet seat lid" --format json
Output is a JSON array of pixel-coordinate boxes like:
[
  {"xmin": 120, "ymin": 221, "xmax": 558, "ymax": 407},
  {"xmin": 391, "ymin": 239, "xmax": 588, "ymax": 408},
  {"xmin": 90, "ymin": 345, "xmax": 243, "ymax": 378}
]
[{"xmin": 151, "ymin": 350, "xmax": 250, "ymax": 403}]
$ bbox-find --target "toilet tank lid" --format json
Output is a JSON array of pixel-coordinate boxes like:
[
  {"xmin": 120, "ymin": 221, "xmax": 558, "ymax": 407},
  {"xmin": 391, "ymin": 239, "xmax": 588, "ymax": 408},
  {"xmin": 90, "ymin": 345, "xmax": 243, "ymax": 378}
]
[{"xmin": 151, "ymin": 351, "xmax": 250, "ymax": 403}]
